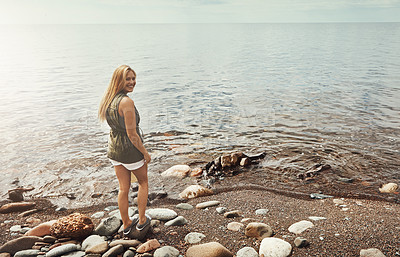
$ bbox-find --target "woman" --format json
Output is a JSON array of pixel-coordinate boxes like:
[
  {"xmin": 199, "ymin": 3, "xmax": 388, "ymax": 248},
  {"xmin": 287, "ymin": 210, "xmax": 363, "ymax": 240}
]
[{"xmin": 99, "ymin": 65, "xmax": 151, "ymax": 239}]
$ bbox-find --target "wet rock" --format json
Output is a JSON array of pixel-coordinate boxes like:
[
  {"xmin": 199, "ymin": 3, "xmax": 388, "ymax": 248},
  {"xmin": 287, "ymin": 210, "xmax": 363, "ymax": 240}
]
[
  {"xmin": 184, "ymin": 232, "xmax": 206, "ymax": 244},
  {"xmin": 245, "ymin": 222, "xmax": 273, "ymax": 240},
  {"xmin": 227, "ymin": 222, "xmax": 244, "ymax": 232},
  {"xmin": 288, "ymin": 220, "xmax": 314, "ymax": 234},
  {"xmin": 102, "ymin": 245, "xmax": 124, "ymax": 257},
  {"xmin": 236, "ymin": 247, "xmax": 258, "ymax": 257},
  {"xmin": 259, "ymin": 238, "xmax": 292, "ymax": 257},
  {"xmin": 94, "ymin": 216, "xmax": 121, "ymax": 236},
  {"xmin": 91, "ymin": 212, "xmax": 105, "ymax": 219},
  {"xmin": 360, "ymin": 248, "xmax": 386, "ymax": 257},
  {"xmin": 0, "ymin": 202, "xmax": 36, "ymax": 214},
  {"xmin": 46, "ymin": 243, "xmax": 78, "ymax": 257},
  {"xmin": 165, "ymin": 216, "xmax": 188, "ymax": 226},
  {"xmin": 176, "ymin": 203, "xmax": 193, "ymax": 210},
  {"xmin": 14, "ymin": 250, "xmax": 40, "ymax": 257},
  {"xmin": 179, "ymin": 185, "xmax": 213, "ymax": 200},
  {"xmin": 50, "ymin": 213, "xmax": 94, "ymax": 239},
  {"xmin": 190, "ymin": 167, "xmax": 203, "ymax": 177},
  {"xmin": 146, "ymin": 208, "xmax": 177, "ymax": 221},
  {"xmin": 240, "ymin": 158, "xmax": 251, "ymax": 167},
  {"xmin": 255, "ymin": 209, "xmax": 268, "ymax": 215},
  {"xmin": 196, "ymin": 200, "xmax": 220, "ymax": 209},
  {"xmin": 154, "ymin": 246, "xmax": 180, "ymax": 257},
  {"xmin": 136, "ymin": 239, "xmax": 160, "ymax": 253},
  {"xmin": 224, "ymin": 210, "xmax": 241, "ymax": 218},
  {"xmin": 379, "ymin": 183, "xmax": 398, "ymax": 193},
  {"xmin": 0, "ymin": 236, "xmax": 42, "ymax": 255},
  {"xmin": 161, "ymin": 165, "xmax": 191, "ymax": 178},
  {"xmin": 109, "ymin": 239, "xmax": 141, "ymax": 248},
  {"xmin": 186, "ymin": 242, "xmax": 233, "ymax": 257},
  {"xmin": 294, "ymin": 237, "xmax": 309, "ymax": 248},
  {"xmin": 25, "ymin": 220, "xmax": 57, "ymax": 237}
]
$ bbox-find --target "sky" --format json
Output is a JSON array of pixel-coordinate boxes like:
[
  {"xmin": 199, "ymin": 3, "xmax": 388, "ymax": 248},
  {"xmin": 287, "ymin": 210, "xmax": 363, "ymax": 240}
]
[{"xmin": 0, "ymin": 0, "xmax": 399, "ymax": 24}]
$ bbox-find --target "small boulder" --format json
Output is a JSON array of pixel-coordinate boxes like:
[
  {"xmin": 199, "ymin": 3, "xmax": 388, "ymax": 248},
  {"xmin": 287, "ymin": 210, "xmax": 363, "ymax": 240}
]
[
  {"xmin": 379, "ymin": 183, "xmax": 398, "ymax": 193},
  {"xmin": 245, "ymin": 222, "xmax": 273, "ymax": 240},
  {"xmin": 288, "ymin": 220, "xmax": 314, "ymax": 234},
  {"xmin": 82, "ymin": 235, "xmax": 106, "ymax": 251},
  {"xmin": 153, "ymin": 246, "xmax": 180, "ymax": 257},
  {"xmin": 259, "ymin": 238, "xmax": 292, "ymax": 257},
  {"xmin": 227, "ymin": 222, "xmax": 244, "ymax": 232},
  {"xmin": 161, "ymin": 165, "xmax": 191, "ymax": 178},
  {"xmin": 221, "ymin": 155, "xmax": 233, "ymax": 168},
  {"xmin": 146, "ymin": 208, "xmax": 177, "ymax": 221},
  {"xmin": 186, "ymin": 242, "xmax": 233, "ymax": 257},
  {"xmin": 25, "ymin": 220, "xmax": 57, "ymax": 237},
  {"xmin": 165, "ymin": 216, "xmax": 188, "ymax": 226},
  {"xmin": 224, "ymin": 210, "xmax": 241, "ymax": 218},
  {"xmin": 8, "ymin": 189, "xmax": 24, "ymax": 202},
  {"xmin": 236, "ymin": 247, "xmax": 258, "ymax": 257},
  {"xmin": 179, "ymin": 185, "xmax": 213, "ymax": 200},
  {"xmin": 50, "ymin": 213, "xmax": 94, "ymax": 239},
  {"xmin": 0, "ymin": 202, "xmax": 36, "ymax": 214},
  {"xmin": 94, "ymin": 216, "xmax": 121, "ymax": 236},
  {"xmin": 136, "ymin": 239, "xmax": 160, "ymax": 253}
]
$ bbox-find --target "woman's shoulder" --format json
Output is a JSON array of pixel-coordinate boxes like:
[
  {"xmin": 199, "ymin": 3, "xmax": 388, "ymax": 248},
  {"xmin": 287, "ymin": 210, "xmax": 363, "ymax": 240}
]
[{"xmin": 119, "ymin": 94, "xmax": 135, "ymax": 108}]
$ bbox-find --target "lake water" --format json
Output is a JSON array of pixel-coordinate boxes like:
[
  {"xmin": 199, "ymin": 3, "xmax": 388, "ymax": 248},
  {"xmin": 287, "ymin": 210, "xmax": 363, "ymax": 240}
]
[{"xmin": 0, "ymin": 23, "xmax": 399, "ymax": 207}]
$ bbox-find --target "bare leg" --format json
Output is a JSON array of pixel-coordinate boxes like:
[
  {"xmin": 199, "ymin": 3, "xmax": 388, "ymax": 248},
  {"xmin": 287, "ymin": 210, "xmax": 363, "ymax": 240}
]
[
  {"xmin": 131, "ymin": 163, "xmax": 149, "ymax": 225},
  {"xmin": 114, "ymin": 165, "xmax": 132, "ymax": 229}
]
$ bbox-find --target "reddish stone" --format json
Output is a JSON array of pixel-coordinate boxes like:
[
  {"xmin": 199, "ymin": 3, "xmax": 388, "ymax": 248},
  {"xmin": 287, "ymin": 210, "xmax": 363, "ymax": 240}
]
[
  {"xmin": 50, "ymin": 213, "xmax": 94, "ymax": 240},
  {"xmin": 0, "ymin": 202, "xmax": 36, "ymax": 213},
  {"xmin": 25, "ymin": 220, "xmax": 56, "ymax": 237}
]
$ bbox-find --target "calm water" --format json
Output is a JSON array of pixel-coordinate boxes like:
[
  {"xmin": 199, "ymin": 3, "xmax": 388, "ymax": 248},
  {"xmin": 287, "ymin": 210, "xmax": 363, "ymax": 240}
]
[{"xmin": 0, "ymin": 23, "xmax": 399, "ymax": 207}]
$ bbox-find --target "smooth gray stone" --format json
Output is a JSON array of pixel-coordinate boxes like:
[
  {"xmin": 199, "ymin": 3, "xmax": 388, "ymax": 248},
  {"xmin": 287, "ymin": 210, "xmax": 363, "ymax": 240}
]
[
  {"xmin": 0, "ymin": 236, "xmax": 42, "ymax": 256},
  {"xmin": 122, "ymin": 250, "xmax": 135, "ymax": 257},
  {"xmin": 153, "ymin": 246, "xmax": 180, "ymax": 257},
  {"xmin": 46, "ymin": 244, "xmax": 78, "ymax": 257},
  {"xmin": 82, "ymin": 235, "xmax": 106, "ymax": 251},
  {"xmin": 146, "ymin": 208, "xmax": 177, "ymax": 221},
  {"xmin": 95, "ymin": 216, "xmax": 122, "ymax": 236},
  {"xmin": 165, "ymin": 216, "xmax": 188, "ymax": 226},
  {"xmin": 60, "ymin": 251, "xmax": 85, "ymax": 257},
  {"xmin": 236, "ymin": 247, "xmax": 258, "ymax": 257},
  {"xmin": 175, "ymin": 203, "xmax": 193, "ymax": 210},
  {"xmin": 102, "ymin": 245, "xmax": 124, "ymax": 257},
  {"xmin": 14, "ymin": 250, "xmax": 40, "ymax": 257}
]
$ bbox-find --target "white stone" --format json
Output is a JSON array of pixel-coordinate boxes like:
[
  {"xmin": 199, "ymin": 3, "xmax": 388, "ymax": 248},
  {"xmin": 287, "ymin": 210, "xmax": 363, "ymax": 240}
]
[
  {"xmin": 196, "ymin": 201, "xmax": 220, "ymax": 209},
  {"xmin": 360, "ymin": 248, "xmax": 386, "ymax": 257},
  {"xmin": 161, "ymin": 165, "xmax": 191, "ymax": 178},
  {"xmin": 308, "ymin": 216, "xmax": 327, "ymax": 221},
  {"xmin": 255, "ymin": 209, "xmax": 269, "ymax": 215},
  {"xmin": 216, "ymin": 207, "xmax": 227, "ymax": 214},
  {"xmin": 259, "ymin": 238, "xmax": 292, "ymax": 257},
  {"xmin": 10, "ymin": 225, "xmax": 22, "ymax": 233},
  {"xmin": 184, "ymin": 232, "xmax": 206, "ymax": 244},
  {"xmin": 379, "ymin": 183, "xmax": 398, "ymax": 193},
  {"xmin": 179, "ymin": 185, "xmax": 213, "ymax": 199},
  {"xmin": 82, "ymin": 235, "xmax": 106, "ymax": 251},
  {"xmin": 227, "ymin": 222, "xmax": 244, "ymax": 232},
  {"xmin": 146, "ymin": 208, "xmax": 178, "ymax": 221},
  {"xmin": 237, "ymin": 247, "xmax": 258, "ymax": 257},
  {"xmin": 153, "ymin": 246, "xmax": 179, "ymax": 257},
  {"xmin": 288, "ymin": 220, "xmax": 314, "ymax": 234}
]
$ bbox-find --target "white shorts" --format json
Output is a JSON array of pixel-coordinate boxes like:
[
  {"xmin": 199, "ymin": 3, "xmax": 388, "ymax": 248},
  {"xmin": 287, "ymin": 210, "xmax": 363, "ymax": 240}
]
[{"xmin": 109, "ymin": 159, "xmax": 145, "ymax": 171}]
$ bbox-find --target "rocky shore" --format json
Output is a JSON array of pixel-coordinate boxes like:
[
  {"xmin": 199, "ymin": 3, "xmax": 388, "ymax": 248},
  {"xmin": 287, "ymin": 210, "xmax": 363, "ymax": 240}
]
[{"xmin": 1, "ymin": 183, "xmax": 400, "ymax": 257}]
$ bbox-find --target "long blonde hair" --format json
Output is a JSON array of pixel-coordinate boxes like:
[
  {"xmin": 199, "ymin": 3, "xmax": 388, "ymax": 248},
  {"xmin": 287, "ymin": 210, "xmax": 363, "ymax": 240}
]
[{"xmin": 98, "ymin": 65, "xmax": 136, "ymax": 122}]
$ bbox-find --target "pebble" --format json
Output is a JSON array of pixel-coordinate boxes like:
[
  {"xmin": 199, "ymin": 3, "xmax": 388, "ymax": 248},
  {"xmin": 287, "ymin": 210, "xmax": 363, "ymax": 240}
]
[
  {"xmin": 136, "ymin": 239, "xmax": 161, "ymax": 253},
  {"xmin": 186, "ymin": 242, "xmax": 233, "ymax": 257},
  {"xmin": 176, "ymin": 203, "xmax": 193, "ymax": 210},
  {"xmin": 288, "ymin": 220, "xmax": 314, "ymax": 234},
  {"xmin": 82, "ymin": 235, "xmax": 106, "ymax": 250},
  {"xmin": 224, "ymin": 210, "xmax": 241, "ymax": 218},
  {"xmin": 91, "ymin": 212, "xmax": 105, "ymax": 219},
  {"xmin": 360, "ymin": 248, "xmax": 386, "ymax": 257},
  {"xmin": 9, "ymin": 225, "xmax": 22, "ymax": 233},
  {"xmin": 0, "ymin": 202, "xmax": 36, "ymax": 214},
  {"xmin": 333, "ymin": 199, "xmax": 345, "ymax": 205},
  {"xmin": 46, "ymin": 244, "xmax": 78, "ymax": 257},
  {"xmin": 179, "ymin": 185, "xmax": 213, "ymax": 200},
  {"xmin": 14, "ymin": 250, "xmax": 40, "ymax": 257},
  {"xmin": 153, "ymin": 246, "xmax": 180, "ymax": 257},
  {"xmin": 227, "ymin": 222, "xmax": 244, "ymax": 232},
  {"xmin": 259, "ymin": 238, "xmax": 292, "ymax": 257},
  {"xmin": 109, "ymin": 240, "xmax": 141, "ymax": 248},
  {"xmin": 122, "ymin": 250, "xmax": 135, "ymax": 257},
  {"xmin": 255, "ymin": 209, "xmax": 269, "ymax": 215},
  {"xmin": 85, "ymin": 242, "xmax": 108, "ymax": 255},
  {"xmin": 165, "ymin": 216, "xmax": 188, "ymax": 226},
  {"xmin": 308, "ymin": 216, "xmax": 327, "ymax": 221},
  {"xmin": 196, "ymin": 200, "xmax": 220, "ymax": 209},
  {"xmin": 146, "ymin": 208, "xmax": 178, "ymax": 221},
  {"xmin": 310, "ymin": 193, "xmax": 332, "ymax": 199},
  {"xmin": 379, "ymin": 183, "xmax": 398, "ymax": 193},
  {"xmin": 94, "ymin": 216, "xmax": 122, "ymax": 236},
  {"xmin": 184, "ymin": 232, "xmax": 206, "ymax": 244},
  {"xmin": 236, "ymin": 247, "xmax": 258, "ymax": 257},
  {"xmin": 245, "ymin": 222, "xmax": 273, "ymax": 240},
  {"xmin": 294, "ymin": 237, "xmax": 309, "ymax": 248},
  {"xmin": 216, "ymin": 207, "xmax": 227, "ymax": 214},
  {"xmin": 102, "ymin": 245, "xmax": 124, "ymax": 257}
]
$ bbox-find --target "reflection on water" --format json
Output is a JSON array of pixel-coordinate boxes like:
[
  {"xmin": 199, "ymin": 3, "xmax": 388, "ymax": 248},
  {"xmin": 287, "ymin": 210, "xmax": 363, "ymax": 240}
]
[{"xmin": 0, "ymin": 23, "xmax": 399, "ymax": 207}]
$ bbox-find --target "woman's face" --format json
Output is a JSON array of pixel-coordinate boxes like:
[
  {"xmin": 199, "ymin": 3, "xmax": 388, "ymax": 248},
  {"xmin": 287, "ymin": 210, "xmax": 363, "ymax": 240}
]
[{"xmin": 123, "ymin": 70, "xmax": 136, "ymax": 93}]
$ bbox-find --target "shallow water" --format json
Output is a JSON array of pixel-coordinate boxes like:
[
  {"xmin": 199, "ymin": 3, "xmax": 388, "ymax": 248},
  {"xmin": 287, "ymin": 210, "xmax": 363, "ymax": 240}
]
[{"xmin": 0, "ymin": 23, "xmax": 399, "ymax": 207}]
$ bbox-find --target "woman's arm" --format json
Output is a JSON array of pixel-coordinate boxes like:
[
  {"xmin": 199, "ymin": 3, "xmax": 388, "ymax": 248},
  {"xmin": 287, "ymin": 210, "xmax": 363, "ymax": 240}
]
[{"xmin": 119, "ymin": 96, "xmax": 151, "ymax": 163}]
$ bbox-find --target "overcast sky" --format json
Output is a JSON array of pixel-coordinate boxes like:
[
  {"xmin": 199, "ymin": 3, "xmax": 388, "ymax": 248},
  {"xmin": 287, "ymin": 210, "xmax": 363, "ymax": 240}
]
[{"xmin": 0, "ymin": 0, "xmax": 399, "ymax": 24}]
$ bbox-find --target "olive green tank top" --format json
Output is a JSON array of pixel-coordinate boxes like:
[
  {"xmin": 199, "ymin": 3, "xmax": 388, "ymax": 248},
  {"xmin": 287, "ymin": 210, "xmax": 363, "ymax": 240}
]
[{"xmin": 106, "ymin": 92, "xmax": 144, "ymax": 163}]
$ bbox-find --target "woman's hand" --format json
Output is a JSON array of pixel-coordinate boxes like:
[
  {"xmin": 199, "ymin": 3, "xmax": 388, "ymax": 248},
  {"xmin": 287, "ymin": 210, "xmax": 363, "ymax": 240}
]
[{"xmin": 144, "ymin": 152, "xmax": 151, "ymax": 164}]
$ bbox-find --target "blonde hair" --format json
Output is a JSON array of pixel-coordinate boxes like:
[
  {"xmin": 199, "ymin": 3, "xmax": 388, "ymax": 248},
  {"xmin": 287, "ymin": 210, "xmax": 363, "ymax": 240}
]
[{"xmin": 98, "ymin": 65, "xmax": 136, "ymax": 121}]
